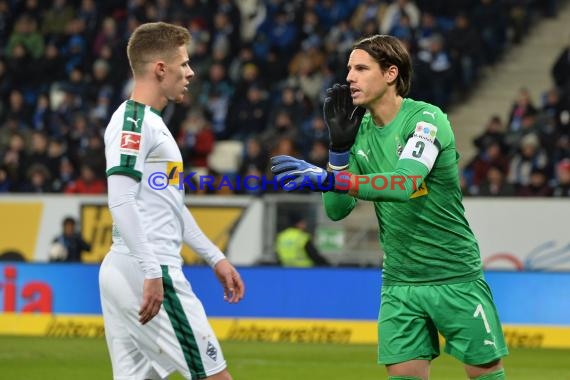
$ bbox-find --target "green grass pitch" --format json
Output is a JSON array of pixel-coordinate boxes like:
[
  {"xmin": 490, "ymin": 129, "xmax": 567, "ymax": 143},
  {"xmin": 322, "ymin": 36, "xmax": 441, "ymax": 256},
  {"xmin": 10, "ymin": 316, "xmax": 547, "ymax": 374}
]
[{"xmin": 1, "ymin": 336, "xmax": 569, "ymax": 379}]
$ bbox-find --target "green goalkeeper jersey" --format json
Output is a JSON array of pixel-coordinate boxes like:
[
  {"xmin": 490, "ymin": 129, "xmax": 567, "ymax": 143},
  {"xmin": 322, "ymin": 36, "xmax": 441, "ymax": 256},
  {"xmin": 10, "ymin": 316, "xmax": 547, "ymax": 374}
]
[{"xmin": 323, "ymin": 98, "xmax": 483, "ymax": 285}]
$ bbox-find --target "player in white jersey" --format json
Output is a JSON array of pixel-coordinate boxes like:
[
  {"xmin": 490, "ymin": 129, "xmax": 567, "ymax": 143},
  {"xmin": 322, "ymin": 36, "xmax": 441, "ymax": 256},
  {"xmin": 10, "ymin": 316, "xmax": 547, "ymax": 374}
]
[{"xmin": 100, "ymin": 22, "xmax": 245, "ymax": 380}]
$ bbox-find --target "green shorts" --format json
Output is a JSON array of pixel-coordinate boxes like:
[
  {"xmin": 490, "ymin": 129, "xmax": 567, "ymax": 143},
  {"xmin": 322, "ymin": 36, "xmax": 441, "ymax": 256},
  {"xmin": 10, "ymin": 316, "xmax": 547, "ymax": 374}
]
[{"xmin": 378, "ymin": 278, "xmax": 509, "ymax": 365}]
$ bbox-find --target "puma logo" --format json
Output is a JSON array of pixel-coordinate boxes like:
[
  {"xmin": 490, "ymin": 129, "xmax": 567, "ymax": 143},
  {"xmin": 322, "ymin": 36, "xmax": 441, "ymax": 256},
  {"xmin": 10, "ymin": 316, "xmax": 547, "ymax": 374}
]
[
  {"xmin": 422, "ymin": 111, "xmax": 436, "ymax": 119},
  {"xmin": 356, "ymin": 149, "xmax": 370, "ymax": 162},
  {"xmin": 126, "ymin": 117, "xmax": 141, "ymax": 129}
]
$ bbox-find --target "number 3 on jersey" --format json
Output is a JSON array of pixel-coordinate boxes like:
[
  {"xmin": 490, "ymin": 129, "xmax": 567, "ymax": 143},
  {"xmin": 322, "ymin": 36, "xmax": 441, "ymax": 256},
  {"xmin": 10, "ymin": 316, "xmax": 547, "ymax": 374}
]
[{"xmin": 412, "ymin": 141, "xmax": 425, "ymax": 158}]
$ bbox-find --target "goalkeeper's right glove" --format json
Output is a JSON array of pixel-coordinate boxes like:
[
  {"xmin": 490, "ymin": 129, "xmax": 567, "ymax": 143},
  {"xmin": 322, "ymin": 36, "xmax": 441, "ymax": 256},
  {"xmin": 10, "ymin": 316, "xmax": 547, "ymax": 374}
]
[{"xmin": 323, "ymin": 84, "xmax": 366, "ymax": 170}]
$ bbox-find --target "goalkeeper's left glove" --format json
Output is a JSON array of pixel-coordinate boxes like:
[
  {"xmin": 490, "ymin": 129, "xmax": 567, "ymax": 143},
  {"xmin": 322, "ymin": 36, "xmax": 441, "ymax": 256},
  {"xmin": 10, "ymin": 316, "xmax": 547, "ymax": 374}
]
[{"xmin": 270, "ymin": 155, "xmax": 350, "ymax": 192}]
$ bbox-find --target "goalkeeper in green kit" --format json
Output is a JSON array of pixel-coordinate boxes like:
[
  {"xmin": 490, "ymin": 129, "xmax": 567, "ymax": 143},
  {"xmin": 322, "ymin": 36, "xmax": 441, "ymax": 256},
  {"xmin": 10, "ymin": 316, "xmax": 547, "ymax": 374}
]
[{"xmin": 271, "ymin": 35, "xmax": 508, "ymax": 380}]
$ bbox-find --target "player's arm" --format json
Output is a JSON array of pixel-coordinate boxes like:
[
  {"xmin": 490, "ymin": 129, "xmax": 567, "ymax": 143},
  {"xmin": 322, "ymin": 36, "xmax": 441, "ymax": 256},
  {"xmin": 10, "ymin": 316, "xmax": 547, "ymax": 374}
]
[
  {"xmin": 351, "ymin": 118, "xmax": 450, "ymax": 202},
  {"xmin": 181, "ymin": 206, "xmax": 225, "ymax": 267},
  {"xmin": 105, "ymin": 108, "xmax": 163, "ymax": 324},
  {"xmin": 349, "ymin": 157, "xmax": 430, "ymax": 201},
  {"xmin": 181, "ymin": 207, "xmax": 245, "ymax": 303},
  {"xmin": 107, "ymin": 175, "xmax": 161, "ymax": 277},
  {"xmin": 322, "ymin": 153, "xmax": 363, "ymax": 221}
]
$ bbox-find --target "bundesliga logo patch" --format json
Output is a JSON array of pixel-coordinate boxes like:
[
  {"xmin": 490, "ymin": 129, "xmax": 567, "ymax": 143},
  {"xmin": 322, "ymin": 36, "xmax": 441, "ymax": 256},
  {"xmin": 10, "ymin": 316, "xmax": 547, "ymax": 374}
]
[
  {"xmin": 413, "ymin": 121, "xmax": 437, "ymax": 144},
  {"xmin": 120, "ymin": 131, "xmax": 141, "ymax": 155}
]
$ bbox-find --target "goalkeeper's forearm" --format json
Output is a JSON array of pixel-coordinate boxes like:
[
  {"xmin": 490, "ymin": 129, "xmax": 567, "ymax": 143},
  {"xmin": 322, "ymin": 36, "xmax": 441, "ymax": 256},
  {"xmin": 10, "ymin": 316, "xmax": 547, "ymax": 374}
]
[
  {"xmin": 322, "ymin": 190, "xmax": 357, "ymax": 221},
  {"xmin": 349, "ymin": 159, "xmax": 430, "ymax": 202}
]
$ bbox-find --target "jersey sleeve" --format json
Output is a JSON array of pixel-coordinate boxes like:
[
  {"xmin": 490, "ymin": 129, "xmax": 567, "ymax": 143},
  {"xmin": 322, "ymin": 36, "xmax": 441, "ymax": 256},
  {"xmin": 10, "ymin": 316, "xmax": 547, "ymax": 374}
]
[
  {"xmin": 105, "ymin": 101, "xmax": 154, "ymax": 181},
  {"xmin": 399, "ymin": 104, "xmax": 453, "ymax": 172},
  {"xmin": 354, "ymin": 104, "xmax": 452, "ymax": 202}
]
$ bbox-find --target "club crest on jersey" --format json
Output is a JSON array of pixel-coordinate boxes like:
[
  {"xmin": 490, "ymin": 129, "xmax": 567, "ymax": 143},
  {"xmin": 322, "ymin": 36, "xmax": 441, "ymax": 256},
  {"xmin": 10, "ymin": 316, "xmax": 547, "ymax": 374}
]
[
  {"xmin": 413, "ymin": 121, "xmax": 438, "ymax": 144},
  {"xmin": 206, "ymin": 341, "xmax": 218, "ymax": 361},
  {"xmin": 119, "ymin": 131, "xmax": 141, "ymax": 155}
]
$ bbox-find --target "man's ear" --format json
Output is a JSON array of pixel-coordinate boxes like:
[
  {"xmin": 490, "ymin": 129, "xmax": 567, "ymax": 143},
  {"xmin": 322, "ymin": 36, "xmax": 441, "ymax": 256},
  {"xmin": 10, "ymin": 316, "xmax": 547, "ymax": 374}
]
[
  {"xmin": 154, "ymin": 61, "xmax": 166, "ymax": 80},
  {"xmin": 385, "ymin": 65, "xmax": 399, "ymax": 86}
]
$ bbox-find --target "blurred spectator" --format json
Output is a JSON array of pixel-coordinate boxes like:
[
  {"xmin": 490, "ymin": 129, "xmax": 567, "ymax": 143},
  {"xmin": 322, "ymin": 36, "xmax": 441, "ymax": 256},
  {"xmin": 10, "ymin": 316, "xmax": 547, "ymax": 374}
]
[
  {"xmin": 48, "ymin": 216, "xmax": 91, "ymax": 262},
  {"xmin": 552, "ymin": 159, "xmax": 570, "ymax": 197},
  {"xmin": 228, "ymin": 84, "xmax": 270, "ymax": 140},
  {"xmin": 476, "ymin": 165, "xmax": 516, "ymax": 196},
  {"xmin": 41, "ymin": 0, "xmax": 75, "ymax": 41},
  {"xmin": 25, "ymin": 130, "xmax": 50, "ymax": 175},
  {"xmin": 473, "ymin": 115, "xmax": 507, "ymax": 153},
  {"xmin": 507, "ymin": 133, "xmax": 549, "ymax": 188},
  {"xmin": 0, "ymin": 163, "xmax": 11, "ymax": 192},
  {"xmin": 263, "ymin": 111, "xmax": 299, "ymax": 151},
  {"xmin": 416, "ymin": 12, "xmax": 442, "ymax": 52},
  {"xmin": 79, "ymin": 133, "xmax": 106, "ymax": 179},
  {"xmin": 468, "ymin": 141, "xmax": 510, "ymax": 187},
  {"xmin": 4, "ymin": 89, "xmax": 32, "ymax": 128},
  {"xmin": 2, "ymin": 132, "xmax": 28, "ymax": 185},
  {"xmin": 5, "ymin": 14, "xmax": 44, "ymax": 59},
  {"xmin": 507, "ymin": 87, "xmax": 537, "ymax": 132},
  {"xmin": 381, "ymin": 0, "xmax": 421, "ymax": 35},
  {"xmin": 238, "ymin": 137, "xmax": 268, "ymax": 177},
  {"xmin": 178, "ymin": 110, "xmax": 215, "ymax": 169},
  {"xmin": 19, "ymin": 163, "xmax": 52, "ymax": 193},
  {"xmin": 52, "ymin": 157, "xmax": 76, "ymax": 193},
  {"xmin": 446, "ymin": 12, "xmax": 482, "ymax": 93},
  {"xmin": 516, "ymin": 169, "xmax": 553, "ymax": 196},
  {"xmin": 416, "ymin": 34, "xmax": 453, "ymax": 108},
  {"xmin": 0, "ymin": 1, "xmax": 12, "ymax": 52},
  {"xmin": 275, "ymin": 214, "xmax": 329, "ymax": 267},
  {"xmin": 308, "ymin": 140, "xmax": 329, "ymax": 169},
  {"xmin": 198, "ymin": 62, "xmax": 233, "ymax": 138},
  {"xmin": 38, "ymin": 43, "xmax": 67, "ymax": 86},
  {"xmin": 350, "ymin": 0, "xmax": 386, "ymax": 31},
  {"xmin": 472, "ymin": 0, "xmax": 507, "ymax": 65},
  {"xmin": 64, "ymin": 164, "xmax": 106, "ymax": 194},
  {"xmin": 31, "ymin": 94, "xmax": 53, "ymax": 133}
]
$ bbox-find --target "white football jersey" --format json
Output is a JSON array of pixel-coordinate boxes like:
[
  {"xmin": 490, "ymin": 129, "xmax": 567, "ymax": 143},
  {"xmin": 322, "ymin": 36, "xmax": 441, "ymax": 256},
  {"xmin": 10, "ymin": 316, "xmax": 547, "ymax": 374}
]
[{"xmin": 105, "ymin": 100, "xmax": 185, "ymax": 267}]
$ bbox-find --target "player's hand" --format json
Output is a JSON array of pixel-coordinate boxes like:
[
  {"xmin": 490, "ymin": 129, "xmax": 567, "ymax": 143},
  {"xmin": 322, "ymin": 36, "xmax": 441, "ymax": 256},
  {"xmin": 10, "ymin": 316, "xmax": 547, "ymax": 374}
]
[
  {"xmin": 140, "ymin": 277, "xmax": 164, "ymax": 325},
  {"xmin": 323, "ymin": 83, "xmax": 366, "ymax": 153},
  {"xmin": 214, "ymin": 259, "xmax": 244, "ymax": 304},
  {"xmin": 271, "ymin": 155, "xmax": 333, "ymax": 192}
]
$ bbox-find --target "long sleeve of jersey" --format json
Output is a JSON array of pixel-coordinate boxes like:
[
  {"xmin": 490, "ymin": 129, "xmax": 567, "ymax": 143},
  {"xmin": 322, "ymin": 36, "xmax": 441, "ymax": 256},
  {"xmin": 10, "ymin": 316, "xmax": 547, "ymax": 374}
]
[
  {"xmin": 107, "ymin": 174, "xmax": 162, "ymax": 279},
  {"xmin": 181, "ymin": 207, "xmax": 226, "ymax": 267},
  {"xmin": 356, "ymin": 158, "xmax": 430, "ymax": 202},
  {"xmin": 322, "ymin": 192, "xmax": 357, "ymax": 221}
]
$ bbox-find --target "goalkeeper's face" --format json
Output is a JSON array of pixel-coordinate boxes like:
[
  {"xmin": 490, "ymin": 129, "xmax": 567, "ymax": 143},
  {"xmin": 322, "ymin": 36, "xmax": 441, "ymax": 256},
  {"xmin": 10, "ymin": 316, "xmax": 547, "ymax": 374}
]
[{"xmin": 346, "ymin": 49, "xmax": 395, "ymax": 107}]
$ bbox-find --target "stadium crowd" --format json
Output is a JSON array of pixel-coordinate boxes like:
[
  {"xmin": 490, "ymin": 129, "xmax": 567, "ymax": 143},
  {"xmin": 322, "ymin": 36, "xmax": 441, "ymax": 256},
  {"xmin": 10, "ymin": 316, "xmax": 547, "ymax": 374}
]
[{"xmin": 0, "ymin": 0, "xmax": 567, "ymax": 196}]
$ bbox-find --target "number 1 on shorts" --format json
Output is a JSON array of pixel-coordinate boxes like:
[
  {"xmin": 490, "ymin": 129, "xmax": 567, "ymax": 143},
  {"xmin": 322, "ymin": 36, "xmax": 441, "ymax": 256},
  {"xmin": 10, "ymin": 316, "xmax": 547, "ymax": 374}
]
[{"xmin": 473, "ymin": 303, "xmax": 491, "ymax": 333}]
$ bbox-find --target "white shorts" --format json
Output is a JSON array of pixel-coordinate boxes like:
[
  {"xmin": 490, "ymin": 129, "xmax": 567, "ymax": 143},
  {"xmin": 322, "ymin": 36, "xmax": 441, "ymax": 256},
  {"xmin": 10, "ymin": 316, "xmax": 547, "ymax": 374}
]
[{"xmin": 99, "ymin": 251, "xmax": 227, "ymax": 380}]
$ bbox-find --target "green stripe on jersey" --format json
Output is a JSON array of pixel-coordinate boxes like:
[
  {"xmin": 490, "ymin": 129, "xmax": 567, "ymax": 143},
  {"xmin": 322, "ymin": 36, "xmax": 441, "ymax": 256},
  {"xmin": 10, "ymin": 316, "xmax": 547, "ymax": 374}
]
[
  {"xmin": 161, "ymin": 265, "xmax": 206, "ymax": 379},
  {"xmin": 119, "ymin": 100, "xmax": 145, "ymax": 169}
]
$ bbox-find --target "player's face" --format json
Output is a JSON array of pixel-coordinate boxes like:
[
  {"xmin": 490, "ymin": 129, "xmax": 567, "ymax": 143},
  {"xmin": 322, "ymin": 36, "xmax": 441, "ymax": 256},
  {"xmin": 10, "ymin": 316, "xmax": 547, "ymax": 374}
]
[
  {"xmin": 163, "ymin": 45, "xmax": 194, "ymax": 103},
  {"xmin": 346, "ymin": 49, "xmax": 392, "ymax": 108}
]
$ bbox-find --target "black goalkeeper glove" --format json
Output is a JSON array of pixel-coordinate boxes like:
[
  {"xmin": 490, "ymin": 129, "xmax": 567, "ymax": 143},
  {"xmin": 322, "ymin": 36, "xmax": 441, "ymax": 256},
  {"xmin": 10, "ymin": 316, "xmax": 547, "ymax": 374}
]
[{"xmin": 323, "ymin": 83, "xmax": 366, "ymax": 153}]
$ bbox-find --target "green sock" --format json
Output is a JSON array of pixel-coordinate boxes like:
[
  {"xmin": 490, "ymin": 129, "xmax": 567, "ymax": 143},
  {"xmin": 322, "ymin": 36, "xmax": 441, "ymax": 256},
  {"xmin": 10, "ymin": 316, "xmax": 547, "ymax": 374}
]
[{"xmin": 472, "ymin": 368, "xmax": 506, "ymax": 380}]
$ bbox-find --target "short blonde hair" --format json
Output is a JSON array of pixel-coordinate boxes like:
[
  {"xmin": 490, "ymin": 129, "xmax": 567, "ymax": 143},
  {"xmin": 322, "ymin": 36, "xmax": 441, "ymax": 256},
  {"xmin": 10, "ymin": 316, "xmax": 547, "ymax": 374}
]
[{"xmin": 127, "ymin": 22, "xmax": 190, "ymax": 76}]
